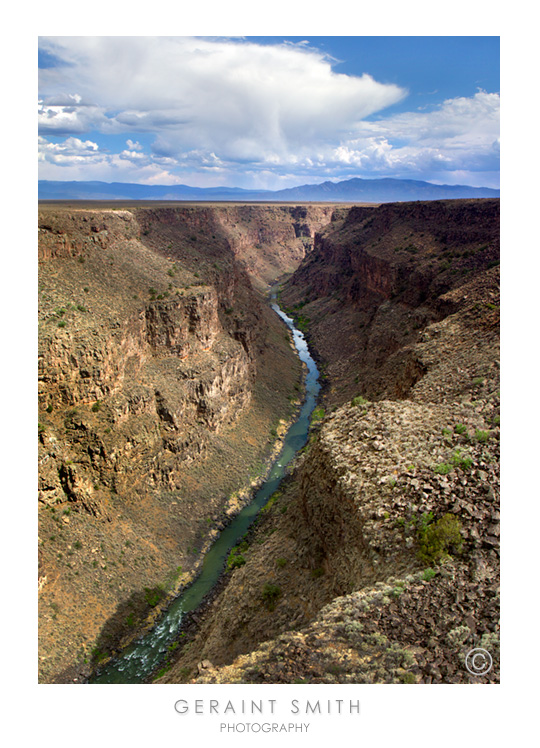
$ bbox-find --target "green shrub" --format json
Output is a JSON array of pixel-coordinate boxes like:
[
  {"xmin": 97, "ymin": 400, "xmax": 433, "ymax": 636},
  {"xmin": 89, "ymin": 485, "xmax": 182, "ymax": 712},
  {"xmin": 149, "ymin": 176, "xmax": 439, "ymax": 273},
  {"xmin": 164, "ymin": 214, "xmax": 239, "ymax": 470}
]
[
  {"xmin": 91, "ymin": 647, "xmax": 107, "ymax": 663},
  {"xmin": 295, "ymin": 314, "xmax": 310, "ymax": 331},
  {"xmin": 276, "ymin": 558, "xmax": 288, "ymax": 568},
  {"xmin": 454, "ymin": 423, "xmax": 467, "ymax": 435},
  {"xmin": 226, "ymin": 549, "xmax": 246, "ymax": 571},
  {"xmin": 351, "ymin": 395, "xmax": 368, "ymax": 407},
  {"xmin": 144, "ymin": 585, "xmax": 166, "ymax": 607},
  {"xmin": 475, "ymin": 429, "xmax": 490, "ymax": 442},
  {"xmin": 401, "ymin": 671, "xmax": 417, "ymax": 684},
  {"xmin": 418, "ymin": 511, "xmax": 434, "ymax": 527},
  {"xmin": 434, "ymin": 463, "xmax": 452, "ymax": 475},
  {"xmin": 262, "ymin": 583, "xmax": 281, "ymax": 611},
  {"xmin": 451, "ymin": 449, "xmax": 473, "ymax": 470},
  {"xmin": 417, "ymin": 514, "xmax": 463, "ymax": 565},
  {"xmin": 226, "ymin": 540, "xmax": 249, "ymax": 571},
  {"xmin": 262, "ymin": 490, "xmax": 282, "ymax": 513},
  {"xmin": 153, "ymin": 664, "xmax": 172, "ymax": 680},
  {"xmin": 311, "ymin": 407, "xmax": 325, "ymax": 423}
]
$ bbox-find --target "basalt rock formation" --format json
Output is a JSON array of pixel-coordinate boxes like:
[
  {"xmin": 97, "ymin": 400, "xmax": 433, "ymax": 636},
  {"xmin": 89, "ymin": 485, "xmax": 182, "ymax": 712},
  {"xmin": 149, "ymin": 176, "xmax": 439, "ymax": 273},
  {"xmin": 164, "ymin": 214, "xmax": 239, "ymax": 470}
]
[
  {"xmin": 205, "ymin": 204, "xmax": 335, "ymax": 290},
  {"xmin": 282, "ymin": 198, "xmax": 500, "ymax": 406},
  {"xmin": 159, "ymin": 198, "xmax": 500, "ymax": 685},
  {"xmin": 37, "ymin": 204, "xmax": 332, "ymax": 683}
]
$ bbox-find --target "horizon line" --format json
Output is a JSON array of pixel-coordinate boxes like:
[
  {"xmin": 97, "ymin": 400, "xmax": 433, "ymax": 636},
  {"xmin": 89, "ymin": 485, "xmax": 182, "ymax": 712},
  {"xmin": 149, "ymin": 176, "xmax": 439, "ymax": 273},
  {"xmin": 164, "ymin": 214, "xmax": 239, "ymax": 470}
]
[{"xmin": 38, "ymin": 175, "xmax": 501, "ymax": 192}]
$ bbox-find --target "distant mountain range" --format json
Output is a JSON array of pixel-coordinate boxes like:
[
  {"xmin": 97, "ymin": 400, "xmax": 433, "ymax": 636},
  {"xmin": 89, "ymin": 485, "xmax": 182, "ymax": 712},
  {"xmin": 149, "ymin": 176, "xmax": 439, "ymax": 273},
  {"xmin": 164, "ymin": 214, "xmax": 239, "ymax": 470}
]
[{"xmin": 38, "ymin": 177, "xmax": 500, "ymax": 203}]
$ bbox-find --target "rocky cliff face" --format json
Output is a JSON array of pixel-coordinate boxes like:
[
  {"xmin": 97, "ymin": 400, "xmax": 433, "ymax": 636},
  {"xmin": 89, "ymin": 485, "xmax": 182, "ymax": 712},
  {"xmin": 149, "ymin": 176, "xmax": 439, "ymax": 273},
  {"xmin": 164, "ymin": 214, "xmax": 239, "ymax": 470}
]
[
  {"xmin": 38, "ymin": 204, "xmax": 324, "ymax": 682},
  {"xmin": 282, "ymin": 198, "xmax": 500, "ymax": 405},
  {"xmin": 130, "ymin": 203, "xmax": 335, "ymax": 291},
  {"xmin": 161, "ymin": 396, "xmax": 499, "ymax": 685},
  {"xmin": 39, "ymin": 198, "xmax": 500, "ymax": 685},
  {"xmin": 159, "ymin": 198, "xmax": 500, "ymax": 685},
  {"xmin": 211, "ymin": 204, "xmax": 335, "ymax": 289}
]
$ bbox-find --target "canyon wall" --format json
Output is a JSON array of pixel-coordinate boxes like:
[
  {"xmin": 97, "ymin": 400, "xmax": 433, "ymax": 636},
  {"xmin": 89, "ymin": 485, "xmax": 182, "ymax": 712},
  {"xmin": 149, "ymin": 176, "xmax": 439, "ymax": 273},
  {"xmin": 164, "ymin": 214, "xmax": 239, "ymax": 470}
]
[
  {"xmin": 38, "ymin": 204, "xmax": 330, "ymax": 682},
  {"xmin": 282, "ymin": 198, "xmax": 500, "ymax": 405},
  {"xmin": 160, "ymin": 198, "xmax": 500, "ymax": 685},
  {"xmin": 133, "ymin": 203, "xmax": 335, "ymax": 291},
  {"xmin": 38, "ymin": 198, "xmax": 500, "ymax": 685}
]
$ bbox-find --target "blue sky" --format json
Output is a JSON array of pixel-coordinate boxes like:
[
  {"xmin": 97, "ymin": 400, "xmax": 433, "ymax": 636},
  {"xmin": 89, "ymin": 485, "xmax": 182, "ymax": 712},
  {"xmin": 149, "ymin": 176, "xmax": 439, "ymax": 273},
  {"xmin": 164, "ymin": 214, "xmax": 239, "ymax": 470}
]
[{"xmin": 38, "ymin": 36, "xmax": 500, "ymax": 189}]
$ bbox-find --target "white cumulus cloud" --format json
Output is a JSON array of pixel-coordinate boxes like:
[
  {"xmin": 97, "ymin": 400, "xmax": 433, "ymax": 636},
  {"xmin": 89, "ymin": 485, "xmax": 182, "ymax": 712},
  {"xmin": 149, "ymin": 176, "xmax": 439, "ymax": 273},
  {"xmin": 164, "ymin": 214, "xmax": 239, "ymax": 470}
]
[
  {"xmin": 38, "ymin": 37, "xmax": 406, "ymax": 157},
  {"xmin": 37, "ymin": 37, "xmax": 499, "ymax": 189}
]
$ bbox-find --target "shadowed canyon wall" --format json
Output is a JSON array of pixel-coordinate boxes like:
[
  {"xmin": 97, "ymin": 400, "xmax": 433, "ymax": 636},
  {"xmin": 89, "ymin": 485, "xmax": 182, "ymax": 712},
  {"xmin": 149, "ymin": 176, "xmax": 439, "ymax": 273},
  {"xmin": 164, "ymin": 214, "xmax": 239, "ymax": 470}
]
[
  {"xmin": 38, "ymin": 199, "xmax": 500, "ymax": 685},
  {"xmin": 37, "ymin": 204, "xmax": 333, "ymax": 682},
  {"xmin": 159, "ymin": 199, "xmax": 500, "ymax": 685}
]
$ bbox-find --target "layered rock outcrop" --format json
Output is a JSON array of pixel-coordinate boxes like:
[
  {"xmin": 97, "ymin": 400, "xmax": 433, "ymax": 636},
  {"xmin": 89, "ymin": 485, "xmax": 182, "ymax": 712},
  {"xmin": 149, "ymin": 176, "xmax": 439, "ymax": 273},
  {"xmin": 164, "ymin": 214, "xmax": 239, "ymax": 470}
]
[
  {"xmin": 38, "ymin": 204, "xmax": 317, "ymax": 682},
  {"xmin": 158, "ymin": 198, "xmax": 500, "ymax": 685},
  {"xmin": 39, "ymin": 198, "xmax": 500, "ymax": 686},
  {"xmin": 282, "ymin": 198, "xmax": 500, "ymax": 405},
  {"xmin": 211, "ymin": 204, "xmax": 335, "ymax": 288}
]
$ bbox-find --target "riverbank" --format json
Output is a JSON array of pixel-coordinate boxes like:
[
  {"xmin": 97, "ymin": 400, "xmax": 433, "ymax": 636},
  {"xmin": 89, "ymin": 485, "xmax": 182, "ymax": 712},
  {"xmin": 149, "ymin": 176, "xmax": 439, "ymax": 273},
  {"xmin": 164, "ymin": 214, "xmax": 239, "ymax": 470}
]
[
  {"xmin": 158, "ymin": 199, "xmax": 500, "ymax": 685},
  {"xmin": 87, "ymin": 299, "xmax": 320, "ymax": 683},
  {"xmin": 38, "ymin": 204, "xmax": 312, "ymax": 682}
]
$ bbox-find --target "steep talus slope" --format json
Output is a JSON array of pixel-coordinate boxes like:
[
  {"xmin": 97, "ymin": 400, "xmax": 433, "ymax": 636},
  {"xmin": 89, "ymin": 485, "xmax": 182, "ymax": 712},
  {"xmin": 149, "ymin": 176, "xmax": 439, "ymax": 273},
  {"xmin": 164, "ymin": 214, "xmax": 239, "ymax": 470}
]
[
  {"xmin": 38, "ymin": 205, "xmax": 326, "ymax": 682},
  {"xmin": 161, "ymin": 398, "xmax": 499, "ymax": 684},
  {"xmin": 159, "ymin": 198, "xmax": 500, "ymax": 685}
]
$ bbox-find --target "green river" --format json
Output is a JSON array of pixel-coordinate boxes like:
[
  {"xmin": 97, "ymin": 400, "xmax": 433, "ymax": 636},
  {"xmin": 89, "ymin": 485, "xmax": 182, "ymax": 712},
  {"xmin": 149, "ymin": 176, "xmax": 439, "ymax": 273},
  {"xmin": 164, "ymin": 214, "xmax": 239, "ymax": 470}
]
[{"xmin": 89, "ymin": 299, "xmax": 320, "ymax": 683}]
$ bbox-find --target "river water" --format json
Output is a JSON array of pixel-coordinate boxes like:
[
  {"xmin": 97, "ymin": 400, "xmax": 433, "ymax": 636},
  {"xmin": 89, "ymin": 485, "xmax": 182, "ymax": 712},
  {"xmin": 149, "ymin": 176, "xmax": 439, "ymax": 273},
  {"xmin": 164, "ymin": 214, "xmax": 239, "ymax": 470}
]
[{"xmin": 89, "ymin": 299, "xmax": 320, "ymax": 683}]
